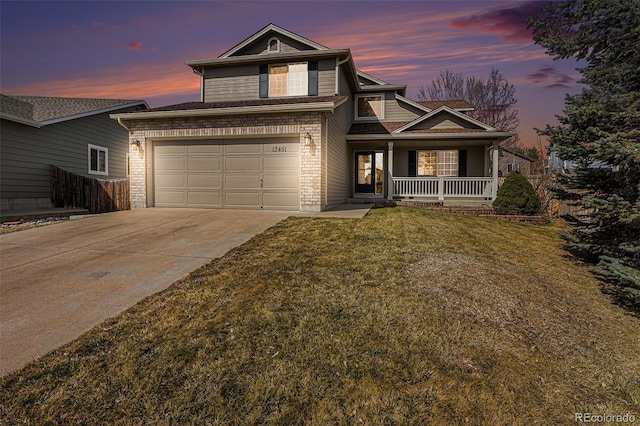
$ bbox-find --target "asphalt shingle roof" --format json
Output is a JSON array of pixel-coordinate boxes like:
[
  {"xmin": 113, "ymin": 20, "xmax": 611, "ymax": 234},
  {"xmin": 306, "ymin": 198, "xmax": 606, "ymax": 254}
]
[
  {"xmin": 1, "ymin": 95, "xmax": 145, "ymax": 123},
  {"xmin": 415, "ymin": 100, "xmax": 473, "ymax": 110},
  {"xmin": 0, "ymin": 94, "xmax": 34, "ymax": 121},
  {"xmin": 348, "ymin": 122, "xmax": 407, "ymax": 134},
  {"xmin": 140, "ymin": 96, "xmax": 347, "ymax": 113}
]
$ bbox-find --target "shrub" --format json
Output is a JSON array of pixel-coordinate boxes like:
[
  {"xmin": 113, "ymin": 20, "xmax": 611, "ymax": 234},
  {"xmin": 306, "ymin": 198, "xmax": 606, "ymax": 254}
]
[{"xmin": 493, "ymin": 172, "xmax": 541, "ymax": 215}]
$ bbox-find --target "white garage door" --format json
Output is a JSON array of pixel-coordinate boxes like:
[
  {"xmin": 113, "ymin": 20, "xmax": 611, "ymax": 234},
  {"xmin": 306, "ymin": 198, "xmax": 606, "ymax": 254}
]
[{"xmin": 154, "ymin": 138, "xmax": 299, "ymax": 210}]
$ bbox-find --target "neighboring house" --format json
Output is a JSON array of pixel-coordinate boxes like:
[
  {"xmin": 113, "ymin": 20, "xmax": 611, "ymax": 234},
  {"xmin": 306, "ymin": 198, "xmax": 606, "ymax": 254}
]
[
  {"xmin": 497, "ymin": 146, "xmax": 534, "ymax": 177},
  {"xmin": 111, "ymin": 24, "xmax": 513, "ymax": 212},
  {"xmin": 548, "ymin": 148, "xmax": 618, "ymax": 174},
  {"xmin": 0, "ymin": 95, "xmax": 148, "ymax": 210}
]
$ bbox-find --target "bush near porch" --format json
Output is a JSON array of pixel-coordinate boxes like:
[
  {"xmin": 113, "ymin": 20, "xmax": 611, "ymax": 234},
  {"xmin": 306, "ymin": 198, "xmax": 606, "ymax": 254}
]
[
  {"xmin": 1, "ymin": 208, "xmax": 638, "ymax": 424},
  {"xmin": 493, "ymin": 171, "xmax": 542, "ymax": 215}
]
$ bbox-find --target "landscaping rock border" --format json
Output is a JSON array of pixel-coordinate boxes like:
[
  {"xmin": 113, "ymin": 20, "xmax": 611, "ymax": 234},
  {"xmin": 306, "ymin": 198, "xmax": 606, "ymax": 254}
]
[{"xmin": 394, "ymin": 200, "xmax": 550, "ymax": 225}]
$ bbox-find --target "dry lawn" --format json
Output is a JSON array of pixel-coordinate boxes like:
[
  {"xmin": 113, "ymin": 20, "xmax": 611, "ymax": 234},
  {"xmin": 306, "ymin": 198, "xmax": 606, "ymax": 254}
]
[{"xmin": 1, "ymin": 207, "xmax": 638, "ymax": 425}]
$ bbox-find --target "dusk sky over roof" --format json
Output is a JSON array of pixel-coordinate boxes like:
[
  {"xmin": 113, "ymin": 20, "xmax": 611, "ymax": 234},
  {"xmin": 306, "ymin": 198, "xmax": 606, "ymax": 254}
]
[{"xmin": 1, "ymin": 0, "xmax": 584, "ymax": 147}]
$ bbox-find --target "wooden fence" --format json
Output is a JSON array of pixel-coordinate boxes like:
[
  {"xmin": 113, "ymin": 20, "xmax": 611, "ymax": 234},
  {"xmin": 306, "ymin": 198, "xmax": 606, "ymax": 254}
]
[{"xmin": 50, "ymin": 165, "xmax": 130, "ymax": 213}]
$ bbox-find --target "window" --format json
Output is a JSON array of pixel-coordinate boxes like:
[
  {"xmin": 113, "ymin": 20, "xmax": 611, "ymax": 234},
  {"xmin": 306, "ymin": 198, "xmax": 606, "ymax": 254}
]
[
  {"xmin": 417, "ymin": 150, "xmax": 458, "ymax": 177},
  {"xmin": 267, "ymin": 37, "xmax": 280, "ymax": 53},
  {"xmin": 355, "ymin": 94, "xmax": 384, "ymax": 120},
  {"xmin": 507, "ymin": 162, "xmax": 520, "ymax": 173},
  {"xmin": 88, "ymin": 144, "xmax": 108, "ymax": 176},
  {"xmin": 268, "ymin": 62, "xmax": 308, "ymax": 97}
]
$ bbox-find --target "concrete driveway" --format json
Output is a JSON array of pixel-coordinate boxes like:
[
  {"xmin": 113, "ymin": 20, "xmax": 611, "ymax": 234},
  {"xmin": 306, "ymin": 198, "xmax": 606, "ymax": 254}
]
[{"xmin": 0, "ymin": 208, "xmax": 292, "ymax": 375}]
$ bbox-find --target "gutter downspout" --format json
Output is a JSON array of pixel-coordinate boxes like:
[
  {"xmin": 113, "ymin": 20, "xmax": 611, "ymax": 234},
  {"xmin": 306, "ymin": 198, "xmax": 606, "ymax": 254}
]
[
  {"xmin": 191, "ymin": 67, "xmax": 205, "ymax": 102},
  {"xmin": 116, "ymin": 117, "xmax": 129, "ymax": 130}
]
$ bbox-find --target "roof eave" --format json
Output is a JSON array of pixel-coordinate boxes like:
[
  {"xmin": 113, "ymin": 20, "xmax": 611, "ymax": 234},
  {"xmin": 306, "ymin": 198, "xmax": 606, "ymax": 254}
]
[
  {"xmin": 187, "ymin": 49, "xmax": 350, "ymax": 68},
  {"xmin": 346, "ymin": 132, "xmax": 515, "ymax": 141},
  {"xmin": 356, "ymin": 69, "xmax": 389, "ymax": 85},
  {"xmin": 0, "ymin": 112, "xmax": 42, "ymax": 128},
  {"xmin": 110, "ymin": 101, "xmax": 342, "ymax": 121},
  {"xmin": 40, "ymin": 101, "xmax": 149, "ymax": 126},
  {"xmin": 395, "ymin": 94, "xmax": 432, "ymax": 113},
  {"xmin": 359, "ymin": 85, "xmax": 407, "ymax": 94}
]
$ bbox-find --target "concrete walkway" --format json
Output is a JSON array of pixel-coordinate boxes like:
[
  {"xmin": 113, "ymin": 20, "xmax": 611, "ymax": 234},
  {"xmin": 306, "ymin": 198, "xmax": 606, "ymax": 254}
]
[
  {"xmin": 307, "ymin": 203, "xmax": 374, "ymax": 219},
  {"xmin": 0, "ymin": 208, "xmax": 291, "ymax": 375}
]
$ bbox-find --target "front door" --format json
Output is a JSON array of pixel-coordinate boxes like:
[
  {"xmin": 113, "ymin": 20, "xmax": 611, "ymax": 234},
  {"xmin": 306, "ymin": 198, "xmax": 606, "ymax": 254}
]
[{"xmin": 354, "ymin": 151, "xmax": 384, "ymax": 195}]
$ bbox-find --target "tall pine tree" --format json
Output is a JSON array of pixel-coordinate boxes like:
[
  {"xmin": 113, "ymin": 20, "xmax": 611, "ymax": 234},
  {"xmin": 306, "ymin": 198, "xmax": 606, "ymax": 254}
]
[{"xmin": 527, "ymin": 0, "xmax": 640, "ymax": 312}]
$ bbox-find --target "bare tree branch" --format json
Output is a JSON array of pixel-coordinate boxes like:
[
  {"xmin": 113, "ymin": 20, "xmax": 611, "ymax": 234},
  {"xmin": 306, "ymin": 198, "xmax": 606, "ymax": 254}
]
[{"xmin": 418, "ymin": 68, "xmax": 520, "ymax": 147}]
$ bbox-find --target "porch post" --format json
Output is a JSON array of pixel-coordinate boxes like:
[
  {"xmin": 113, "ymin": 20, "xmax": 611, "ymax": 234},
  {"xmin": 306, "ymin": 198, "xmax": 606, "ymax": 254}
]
[
  {"xmin": 387, "ymin": 141, "xmax": 394, "ymax": 200},
  {"xmin": 492, "ymin": 141, "xmax": 499, "ymax": 199},
  {"xmin": 438, "ymin": 177, "xmax": 445, "ymax": 201}
]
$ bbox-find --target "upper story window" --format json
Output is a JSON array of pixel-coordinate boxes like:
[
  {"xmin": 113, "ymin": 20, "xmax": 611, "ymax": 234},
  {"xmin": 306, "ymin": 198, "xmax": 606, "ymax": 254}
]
[
  {"xmin": 88, "ymin": 144, "xmax": 108, "ymax": 176},
  {"xmin": 267, "ymin": 37, "xmax": 280, "ymax": 53},
  {"xmin": 355, "ymin": 94, "xmax": 384, "ymax": 121},
  {"xmin": 269, "ymin": 62, "xmax": 308, "ymax": 97}
]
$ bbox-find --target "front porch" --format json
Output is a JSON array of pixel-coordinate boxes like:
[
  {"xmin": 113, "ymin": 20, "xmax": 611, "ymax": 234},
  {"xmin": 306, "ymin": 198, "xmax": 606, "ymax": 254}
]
[{"xmin": 349, "ymin": 140, "xmax": 501, "ymax": 205}]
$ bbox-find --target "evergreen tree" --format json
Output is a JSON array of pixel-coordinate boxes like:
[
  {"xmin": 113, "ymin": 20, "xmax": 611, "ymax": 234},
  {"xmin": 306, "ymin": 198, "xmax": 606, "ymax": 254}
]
[{"xmin": 527, "ymin": 0, "xmax": 640, "ymax": 312}]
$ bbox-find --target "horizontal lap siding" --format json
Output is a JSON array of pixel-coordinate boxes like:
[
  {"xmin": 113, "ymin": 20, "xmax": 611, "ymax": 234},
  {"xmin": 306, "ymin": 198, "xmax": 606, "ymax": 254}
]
[
  {"xmin": 232, "ymin": 34, "xmax": 316, "ymax": 56},
  {"xmin": 383, "ymin": 92, "xmax": 422, "ymax": 122},
  {"xmin": 1, "ymin": 111, "xmax": 133, "ymax": 200},
  {"xmin": 326, "ymin": 68, "xmax": 352, "ymax": 206},
  {"xmin": 317, "ymin": 59, "xmax": 336, "ymax": 97},
  {"xmin": 204, "ymin": 65, "xmax": 260, "ymax": 102}
]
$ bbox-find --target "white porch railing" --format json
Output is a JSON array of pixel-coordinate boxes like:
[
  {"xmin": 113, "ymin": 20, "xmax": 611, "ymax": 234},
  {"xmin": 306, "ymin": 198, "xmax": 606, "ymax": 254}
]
[{"xmin": 392, "ymin": 177, "xmax": 495, "ymax": 200}]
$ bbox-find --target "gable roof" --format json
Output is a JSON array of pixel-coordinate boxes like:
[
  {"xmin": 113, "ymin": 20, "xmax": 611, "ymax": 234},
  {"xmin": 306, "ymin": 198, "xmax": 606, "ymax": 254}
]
[
  {"xmin": 393, "ymin": 105, "xmax": 496, "ymax": 134},
  {"xmin": 357, "ymin": 70, "xmax": 389, "ymax": 86},
  {"xmin": 416, "ymin": 100, "xmax": 474, "ymax": 111},
  {"xmin": 500, "ymin": 146, "xmax": 535, "ymax": 162},
  {"xmin": 395, "ymin": 95, "xmax": 432, "ymax": 114},
  {"xmin": 347, "ymin": 103, "xmax": 513, "ymax": 140},
  {"xmin": 0, "ymin": 95, "xmax": 147, "ymax": 127},
  {"xmin": 219, "ymin": 23, "xmax": 328, "ymax": 58}
]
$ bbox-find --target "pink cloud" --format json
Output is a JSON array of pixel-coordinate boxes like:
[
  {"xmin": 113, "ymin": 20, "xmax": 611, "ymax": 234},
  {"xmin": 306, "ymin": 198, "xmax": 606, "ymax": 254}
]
[
  {"xmin": 450, "ymin": 1, "xmax": 547, "ymax": 41},
  {"xmin": 127, "ymin": 42, "xmax": 142, "ymax": 51},
  {"xmin": 2, "ymin": 63, "xmax": 199, "ymax": 101},
  {"xmin": 149, "ymin": 47, "xmax": 159, "ymax": 53}
]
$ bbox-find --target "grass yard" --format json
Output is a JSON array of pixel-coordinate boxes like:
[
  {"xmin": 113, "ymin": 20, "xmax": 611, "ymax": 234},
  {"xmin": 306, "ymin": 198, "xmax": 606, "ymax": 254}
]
[{"xmin": 1, "ymin": 207, "xmax": 638, "ymax": 425}]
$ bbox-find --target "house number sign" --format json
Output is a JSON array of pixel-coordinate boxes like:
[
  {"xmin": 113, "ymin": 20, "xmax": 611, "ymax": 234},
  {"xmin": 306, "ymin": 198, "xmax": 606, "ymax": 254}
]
[{"xmin": 272, "ymin": 146, "xmax": 287, "ymax": 152}]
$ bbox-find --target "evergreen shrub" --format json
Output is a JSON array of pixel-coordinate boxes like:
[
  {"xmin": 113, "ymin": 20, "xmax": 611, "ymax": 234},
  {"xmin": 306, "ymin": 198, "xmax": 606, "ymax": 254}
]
[{"xmin": 493, "ymin": 172, "xmax": 541, "ymax": 215}]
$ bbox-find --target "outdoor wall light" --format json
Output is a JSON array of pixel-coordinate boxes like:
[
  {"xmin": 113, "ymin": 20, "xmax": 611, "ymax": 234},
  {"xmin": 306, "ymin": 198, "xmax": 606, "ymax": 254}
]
[
  {"xmin": 130, "ymin": 139, "xmax": 141, "ymax": 148},
  {"xmin": 304, "ymin": 132, "xmax": 312, "ymax": 146}
]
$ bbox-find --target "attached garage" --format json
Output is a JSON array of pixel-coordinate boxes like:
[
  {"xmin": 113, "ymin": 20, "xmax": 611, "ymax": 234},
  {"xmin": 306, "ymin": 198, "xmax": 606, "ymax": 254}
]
[{"xmin": 153, "ymin": 137, "xmax": 300, "ymax": 210}]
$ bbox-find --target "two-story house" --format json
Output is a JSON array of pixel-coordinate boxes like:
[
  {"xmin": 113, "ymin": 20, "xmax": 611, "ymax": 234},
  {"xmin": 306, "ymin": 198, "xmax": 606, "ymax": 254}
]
[{"xmin": 111, "ymin": 24, "xmax": 512, "ymax": 212}]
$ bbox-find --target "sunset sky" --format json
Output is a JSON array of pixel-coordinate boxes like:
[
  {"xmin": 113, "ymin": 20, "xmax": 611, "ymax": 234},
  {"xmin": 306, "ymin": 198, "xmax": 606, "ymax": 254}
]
[{"xmin": 1, "ymin": 0, "xmax": 584, "ymax": 147}]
